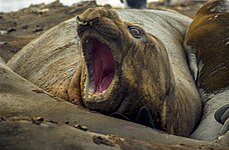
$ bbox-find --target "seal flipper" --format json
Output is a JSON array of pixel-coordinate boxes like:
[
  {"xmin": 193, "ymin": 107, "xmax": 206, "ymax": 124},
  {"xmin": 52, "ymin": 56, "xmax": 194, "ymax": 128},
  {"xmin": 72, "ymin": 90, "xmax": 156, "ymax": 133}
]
[
  {"xmin": 221, "ymin": 109, "xmax": 229, "ymax": 125},
  {"xmin": 214, "ymin": 104, "xmax": 229, "ymax": 124},
  {"xmin": 111, "ymin": 106, "xmax": 156, "ymax": 129},
  {"xmin": 214, "ymin": 104, "xmax": 229, "ymax": 136},
  {"xmin": 219, "ymin": 119, "xmax": 229, "ymax": 136},
  {"xmin": 135, "ymin": 106, "xmax": 155, "ymax": 128},
  {"xmin": 110, "ymin": 113, "xmax": 130, "ymax": 121}
]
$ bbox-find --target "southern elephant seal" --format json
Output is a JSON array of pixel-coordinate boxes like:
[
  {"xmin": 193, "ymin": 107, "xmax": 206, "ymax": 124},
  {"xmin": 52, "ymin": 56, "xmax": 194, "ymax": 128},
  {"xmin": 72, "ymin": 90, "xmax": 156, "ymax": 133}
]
[
  {"xmin": 8, "ymin": 8, "xmax": 201, "ymax": 136},
  {"xmin": 184, "ymin": 0, "xmax": 229, "ymax": 140},
  {"xmin": 120, "ymin": 0, "xmax": 147, "ymax": 9}
]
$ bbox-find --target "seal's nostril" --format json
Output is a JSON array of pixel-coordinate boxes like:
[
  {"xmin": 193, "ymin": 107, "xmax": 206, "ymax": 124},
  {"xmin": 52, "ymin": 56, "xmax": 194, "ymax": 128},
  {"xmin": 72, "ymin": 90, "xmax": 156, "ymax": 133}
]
[
  {"xmin": 89, "ymin": 17, "xmax": 100, "ymax": 26},
  {"xmin": 76, "ymin": 16, "xmax": 81, "ymax": 23},
  {"xmin": 76, "ymin": 16, "xmax": 80, "ymax": 21},
  {"xmin": 76, "ymin": 16, "xmax": 100, "ymax": 26},
  {"xmin": 76, "ymin": 16, "xmax": 88, "ymax": 26}
]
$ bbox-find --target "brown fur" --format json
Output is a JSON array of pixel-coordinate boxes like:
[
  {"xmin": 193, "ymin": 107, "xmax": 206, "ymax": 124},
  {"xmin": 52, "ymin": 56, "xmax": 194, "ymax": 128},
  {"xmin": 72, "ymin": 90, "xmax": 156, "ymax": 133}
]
[
  {"xmin": 185, "ymin": 0, "xmax": 229, "ymax": 94},
  {"xmin": 8, "ymin": 8, "xmax": 201, "ymax": 136}
]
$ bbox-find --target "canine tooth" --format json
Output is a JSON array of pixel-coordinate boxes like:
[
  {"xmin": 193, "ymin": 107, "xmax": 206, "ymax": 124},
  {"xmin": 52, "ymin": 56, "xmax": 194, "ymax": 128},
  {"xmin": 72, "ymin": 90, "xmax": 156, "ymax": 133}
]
[{"xmin": 102, "ymin": 90, "xmax": 106, "ymax": 94}]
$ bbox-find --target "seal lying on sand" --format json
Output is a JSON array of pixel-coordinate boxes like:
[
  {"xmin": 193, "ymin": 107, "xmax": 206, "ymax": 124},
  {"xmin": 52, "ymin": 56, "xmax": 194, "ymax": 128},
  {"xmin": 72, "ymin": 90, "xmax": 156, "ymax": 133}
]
[
  {"xmin": 184, "ymin": 0, "xmax": 229, "ymax": 140},
  {"xmin": 8, "ymin": 7, "xmax": 201, "ymax": 136}
]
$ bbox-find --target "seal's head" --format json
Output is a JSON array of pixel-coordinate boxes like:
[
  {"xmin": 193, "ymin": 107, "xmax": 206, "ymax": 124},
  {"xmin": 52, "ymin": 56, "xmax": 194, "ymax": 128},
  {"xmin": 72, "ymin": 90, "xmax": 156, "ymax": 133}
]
[{"xmin": 76, "ymin": 7, "xmax": 173, "ymax": 126}]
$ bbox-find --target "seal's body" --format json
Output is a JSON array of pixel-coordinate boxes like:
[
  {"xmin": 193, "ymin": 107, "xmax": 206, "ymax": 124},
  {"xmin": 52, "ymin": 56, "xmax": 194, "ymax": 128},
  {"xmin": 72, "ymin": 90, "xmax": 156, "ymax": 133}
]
[
  {"xmin": 8, "ymin": 8, "xmax": 201, "ymax": 136},
  {"xmin": 184, "ymin": 0, "xmax": 229, "ymax": 140}
]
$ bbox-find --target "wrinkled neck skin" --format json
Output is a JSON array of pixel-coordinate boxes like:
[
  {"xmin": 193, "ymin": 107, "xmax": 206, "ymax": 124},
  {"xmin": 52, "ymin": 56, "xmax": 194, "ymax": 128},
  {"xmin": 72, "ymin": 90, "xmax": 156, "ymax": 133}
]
[
  {"xmin": 74, "ymin": 7, "xmax": 199, "ymax": 136},
  {"xmin": 126, "ymin": 39, "xmax": 197, "ymax": 136},
  {"xmin": 120, "ymin": 36, "xmax": 177, "ymax": 128}
]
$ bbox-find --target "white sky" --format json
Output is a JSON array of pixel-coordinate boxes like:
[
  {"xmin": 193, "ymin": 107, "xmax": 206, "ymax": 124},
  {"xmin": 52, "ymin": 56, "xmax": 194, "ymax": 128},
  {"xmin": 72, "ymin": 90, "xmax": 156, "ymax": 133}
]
[{"xmin": 0, "ymin": 0, "xmax": 157, "ymax": 12}]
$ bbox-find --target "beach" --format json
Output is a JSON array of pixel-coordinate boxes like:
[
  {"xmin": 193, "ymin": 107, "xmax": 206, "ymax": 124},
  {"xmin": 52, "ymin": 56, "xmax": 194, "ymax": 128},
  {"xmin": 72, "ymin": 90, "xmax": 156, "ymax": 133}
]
[
  {"xmin": 0, "ymin": 0, "xmax": 162, "ymax": 12},
  {"xmin": 0, "ymin": 0, "xmax": 204, "ymax": 62}
]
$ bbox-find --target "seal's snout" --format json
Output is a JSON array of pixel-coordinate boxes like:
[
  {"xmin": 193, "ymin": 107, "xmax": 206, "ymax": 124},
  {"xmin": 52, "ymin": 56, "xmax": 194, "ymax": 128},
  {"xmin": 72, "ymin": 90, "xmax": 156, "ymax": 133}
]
[
  {"xmin": 76, "ymin": 7, "xmax": 119, "ymax": 27},
  {"xmin": 76, "ymin": 7, "xmax": 122, "ymax": 40},
  {"xmin": 76, "ymin": 15, "xmax": 100, "ymax": 26}
]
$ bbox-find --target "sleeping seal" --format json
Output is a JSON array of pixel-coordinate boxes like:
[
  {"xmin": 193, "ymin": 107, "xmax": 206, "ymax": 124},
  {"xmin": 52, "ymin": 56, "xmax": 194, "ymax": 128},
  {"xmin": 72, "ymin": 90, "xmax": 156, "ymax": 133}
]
[
  {"xmin": 8, "ymin": 7, "xmax": 201, "ymax": 136},
  {"xmin": 184, "ymin": 0, "xmax": 229, "ymax": 140}
]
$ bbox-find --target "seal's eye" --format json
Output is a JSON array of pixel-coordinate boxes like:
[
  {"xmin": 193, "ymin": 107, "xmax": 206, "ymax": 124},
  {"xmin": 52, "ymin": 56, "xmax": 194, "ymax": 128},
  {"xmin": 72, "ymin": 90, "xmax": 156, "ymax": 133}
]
[{"xmin": 128, "ymin": 26, "xmax": 143, "ymax": 38}]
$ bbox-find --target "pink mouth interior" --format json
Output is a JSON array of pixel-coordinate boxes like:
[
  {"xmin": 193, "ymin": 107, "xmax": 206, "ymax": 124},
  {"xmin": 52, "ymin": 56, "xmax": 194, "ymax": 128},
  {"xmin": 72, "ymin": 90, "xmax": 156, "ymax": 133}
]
[{"xmin": 85, "ymin": 38, "xmax": 115, "ymax": 93}]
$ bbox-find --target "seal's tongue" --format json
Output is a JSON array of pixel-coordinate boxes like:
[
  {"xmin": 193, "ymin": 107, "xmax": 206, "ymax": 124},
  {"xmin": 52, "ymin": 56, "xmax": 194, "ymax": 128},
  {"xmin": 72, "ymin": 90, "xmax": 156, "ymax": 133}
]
[{"xmin": 86, "ymin": 38, "xmax": 115, "ymax": 93}]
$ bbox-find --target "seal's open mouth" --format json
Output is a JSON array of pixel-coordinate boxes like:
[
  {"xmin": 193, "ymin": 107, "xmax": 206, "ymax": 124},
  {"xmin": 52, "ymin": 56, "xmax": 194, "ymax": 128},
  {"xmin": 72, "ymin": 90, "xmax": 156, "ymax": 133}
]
[{"xmin": 84, "ymin": 38, "xmax": 115, "ymax": 95}]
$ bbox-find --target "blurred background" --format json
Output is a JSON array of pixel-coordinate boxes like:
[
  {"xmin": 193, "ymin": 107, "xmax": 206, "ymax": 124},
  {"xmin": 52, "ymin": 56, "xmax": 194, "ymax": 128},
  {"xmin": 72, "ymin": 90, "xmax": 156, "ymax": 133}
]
[
  {"xmin": 0, "ymin": 0, "xmax": 158, "ymax": 12},
  {"xmin": 0, "ymin": 0, "xmax": 206, "ymax": 62}
]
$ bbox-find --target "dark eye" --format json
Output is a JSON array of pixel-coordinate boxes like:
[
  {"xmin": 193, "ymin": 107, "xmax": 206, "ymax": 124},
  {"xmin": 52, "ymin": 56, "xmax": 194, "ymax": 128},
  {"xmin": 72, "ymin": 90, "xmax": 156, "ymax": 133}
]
[{"xmin": 128, "ymin": 26, "xmax": 143, "ymax": 38}]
